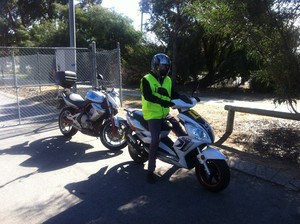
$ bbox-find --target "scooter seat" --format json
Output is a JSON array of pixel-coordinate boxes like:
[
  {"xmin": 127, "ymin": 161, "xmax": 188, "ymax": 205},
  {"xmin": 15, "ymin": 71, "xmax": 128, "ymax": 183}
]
[{"xmin": 132, "ymin": 110, "xmax": 173, "ymax": 131}]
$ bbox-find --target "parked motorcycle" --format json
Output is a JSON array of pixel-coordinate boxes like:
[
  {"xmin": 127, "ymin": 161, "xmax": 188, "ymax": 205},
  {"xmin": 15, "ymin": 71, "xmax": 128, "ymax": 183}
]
[
  {"xmin": 125, "ymin": 95, "xmax": 230, "ymax": 192},
  {"xmin": 56, "ymin": 71, "xmax": 128, "ymax": 151}
]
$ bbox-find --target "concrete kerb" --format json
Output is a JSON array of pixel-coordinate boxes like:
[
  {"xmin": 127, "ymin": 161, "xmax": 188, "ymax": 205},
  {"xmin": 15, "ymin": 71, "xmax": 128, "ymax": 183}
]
[{"xmin": 226, "ymin": 156, "xmax": 300, "ymax": 191}]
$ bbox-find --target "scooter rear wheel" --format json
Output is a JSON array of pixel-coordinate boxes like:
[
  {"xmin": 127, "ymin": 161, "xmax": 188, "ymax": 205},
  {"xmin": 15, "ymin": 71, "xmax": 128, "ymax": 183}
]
[
  {"xmin": 127, "ymin": 134, "xmax": 148, "ymax": 164},
  {"xmin": 128, "ymin": 143, "xmax": 148, "ymax": 164},
  {"xmin": 195, "ymin": 159, "xmax": 230, "ymax": 192}
]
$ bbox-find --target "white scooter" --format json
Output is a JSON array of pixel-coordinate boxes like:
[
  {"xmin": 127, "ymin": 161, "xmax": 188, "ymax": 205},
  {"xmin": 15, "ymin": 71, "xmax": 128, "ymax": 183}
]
[{"xmin": 125, "ymin": 95, "xmax": 230, "ymax": 192}]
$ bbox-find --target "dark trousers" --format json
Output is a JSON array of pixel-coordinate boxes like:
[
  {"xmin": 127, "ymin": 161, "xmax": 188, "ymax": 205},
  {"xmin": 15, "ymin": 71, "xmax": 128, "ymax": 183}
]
[
  {"xmin": 147, "ymin": 115, "xmax": 186, "ymax": 172},
  {"xmin": 147, "ymin": 119, "xmax": 163, "ymax": 172}
]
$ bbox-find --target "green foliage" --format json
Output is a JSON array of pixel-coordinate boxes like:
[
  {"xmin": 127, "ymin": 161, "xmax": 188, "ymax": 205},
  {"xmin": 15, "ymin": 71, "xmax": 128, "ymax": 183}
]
[
  {"xmin": 0, "ymin": 0, "xmax": 69, "ymax": 46},
  {"xmin": 84, "ymin": 6, "xmax": 142, "ymax": 50},
  {"xmin": 2, "ymin": 0, "xmax": 300, "ymax": 109},
  {"xmin": 145, "ymin": 0, "xmax": 254, "ymax": 88},
  {"xmin": 188, "ymin": 0, "xmax": 300, "ymax": 110},
  {"xmin": 123, "ymin": 40, "xmax": 164, "ymax": 85},
  {"xmin": 144, "ymin": 0, "xmax": 194, "ymax": 82}
]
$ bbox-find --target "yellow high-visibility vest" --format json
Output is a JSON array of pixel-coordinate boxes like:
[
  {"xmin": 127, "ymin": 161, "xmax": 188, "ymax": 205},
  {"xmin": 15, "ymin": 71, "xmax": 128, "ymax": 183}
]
[{"xmin": 141, "ymin": 73, "xmax": 172, "ymax": 120}]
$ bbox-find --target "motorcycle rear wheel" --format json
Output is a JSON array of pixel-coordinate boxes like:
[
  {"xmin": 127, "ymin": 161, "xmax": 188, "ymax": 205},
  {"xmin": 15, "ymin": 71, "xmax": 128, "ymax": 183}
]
[
  {"xmin": 99, "ymin": 120, "xmax": 128, "ymax": 151},
  {"xmin": 195, "ymin": 159, "xmax": 230, "ymax": 192},
  {"xmin": 58, "ymin": 107, "xmax": 78, "ymax": 137}
]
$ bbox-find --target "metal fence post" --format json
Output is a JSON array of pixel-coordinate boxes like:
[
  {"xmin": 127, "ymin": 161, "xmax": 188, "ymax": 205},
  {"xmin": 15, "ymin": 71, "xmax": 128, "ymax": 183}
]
[
  {"xmin": 72, "ymin": 48, "xmax": 77, "ymax": 93},
  {"xmin": 37, "ymin": 51, "xmax": 42, "ymax": 92},
  {"xmin": 91, "ymin": 41, "xmax": 97, "ymax": 89},
  {"xmin": 11, "ymin": 48, "xmax": 21, "ymax": 124},
  {"xmin": 117, "ymin": 42, "xmax": 122, "ymax": 107}
]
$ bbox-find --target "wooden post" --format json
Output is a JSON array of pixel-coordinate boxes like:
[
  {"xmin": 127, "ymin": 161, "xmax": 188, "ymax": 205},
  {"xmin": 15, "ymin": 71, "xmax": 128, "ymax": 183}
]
[{"xmin": 226, "ymin": 109, "xmax": 235, "ymax": 134}]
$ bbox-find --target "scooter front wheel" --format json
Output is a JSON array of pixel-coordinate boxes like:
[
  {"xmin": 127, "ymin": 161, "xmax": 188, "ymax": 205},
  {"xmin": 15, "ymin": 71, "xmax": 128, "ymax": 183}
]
[{"xmin": 195, "ymin": 159, "xmax": 230, "ymax": 192}]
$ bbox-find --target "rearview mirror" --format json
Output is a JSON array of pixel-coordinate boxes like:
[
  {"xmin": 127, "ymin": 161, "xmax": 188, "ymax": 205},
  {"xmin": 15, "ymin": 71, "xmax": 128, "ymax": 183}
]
[{"xmin": 97, "ymin": 74, "xmax": 103, "ymax": 80}]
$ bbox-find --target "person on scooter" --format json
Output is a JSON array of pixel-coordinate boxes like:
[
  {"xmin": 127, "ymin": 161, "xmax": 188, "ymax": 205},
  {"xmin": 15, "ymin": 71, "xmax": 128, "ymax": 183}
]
[{"xmin": 140, "ymin": 53, "xmax": 186, "ymax": 184}]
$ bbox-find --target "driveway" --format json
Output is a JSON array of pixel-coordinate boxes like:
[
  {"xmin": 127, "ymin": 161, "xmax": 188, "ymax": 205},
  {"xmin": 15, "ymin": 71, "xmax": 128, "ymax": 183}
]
[{"xmin": 0, "ymin": 121, "xmax": 299, "ymax": 224}]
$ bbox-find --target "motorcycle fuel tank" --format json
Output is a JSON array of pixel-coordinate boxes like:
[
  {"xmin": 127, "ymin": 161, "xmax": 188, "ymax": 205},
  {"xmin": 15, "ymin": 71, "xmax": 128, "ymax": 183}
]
[{"xmin": 85, "ymin": 90, "xmax": 105, "ymax": 103}]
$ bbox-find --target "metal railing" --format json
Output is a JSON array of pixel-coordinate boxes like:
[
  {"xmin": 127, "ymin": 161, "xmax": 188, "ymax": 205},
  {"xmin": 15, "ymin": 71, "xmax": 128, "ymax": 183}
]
[
  {"xmin": 0, "ymin": 43, "xmax": 122, "ymax": 127},
  {"xmin": 224, "ymin": 105, "xmax": 300, "ymax": 134}
]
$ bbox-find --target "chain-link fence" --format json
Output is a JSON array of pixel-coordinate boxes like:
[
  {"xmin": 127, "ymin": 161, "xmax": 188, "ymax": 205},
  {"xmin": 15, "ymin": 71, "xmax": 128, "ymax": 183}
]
[{"xmin": 0, "ymin": 43, "xmax": 122, "ymax": 127}]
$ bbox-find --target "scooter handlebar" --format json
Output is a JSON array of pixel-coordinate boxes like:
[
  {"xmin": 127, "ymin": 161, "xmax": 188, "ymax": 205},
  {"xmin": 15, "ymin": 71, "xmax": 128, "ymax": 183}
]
[{"xmin": 195, "ymin": 96, "xmax": 201, "ymax": 102}]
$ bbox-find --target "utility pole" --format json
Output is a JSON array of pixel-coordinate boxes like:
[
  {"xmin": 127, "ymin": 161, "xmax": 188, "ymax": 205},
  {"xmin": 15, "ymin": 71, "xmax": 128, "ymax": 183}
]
[
  {"xmin": 141, "ymin": 9, "xmax": 143, "ymax": 32},
  {"xmin": 69, "ymin": 0, "xmax": 77, "ymax": 92},
  {"xmin": 140, "ymin": 0, "xmax": 149, "ymax": 32},
  {"xmin": 69, "ymin": 0, "xmax": 76, "ymax": 48}
]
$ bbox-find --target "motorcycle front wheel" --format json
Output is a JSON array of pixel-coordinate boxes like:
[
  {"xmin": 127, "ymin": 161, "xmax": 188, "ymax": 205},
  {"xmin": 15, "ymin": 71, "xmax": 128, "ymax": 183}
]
[
  {"xmin": 195, "ymin": 159, "xmax": 230, "ymax": 192},
  {"xmin": 99, "ymin": 120, "xmax": 128, "ymax": 151},
  {"xmin": 58, "ymin": 107, "xmax": 78, "ymax": 137}
]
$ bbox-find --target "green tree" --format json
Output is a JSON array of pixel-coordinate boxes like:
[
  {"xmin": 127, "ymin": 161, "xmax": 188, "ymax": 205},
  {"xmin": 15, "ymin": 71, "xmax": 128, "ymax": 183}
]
[
  {"xmin": 143, "ymin": 0, "xmax": 193, "ymax": 83},
  {"xmin": 189, "ymin": 0, "xmax": 300, "ymax": 112},
  {"xmin": 143, "ymin": 0, "xmax": 253, "ymax": 89},
  {"xmin": 0, "ymin": 0, "xmax": 69, "ymax": 46},
  {"xmin": 27, "ymin": 3, "xmax": 149, "ymax": 84}
]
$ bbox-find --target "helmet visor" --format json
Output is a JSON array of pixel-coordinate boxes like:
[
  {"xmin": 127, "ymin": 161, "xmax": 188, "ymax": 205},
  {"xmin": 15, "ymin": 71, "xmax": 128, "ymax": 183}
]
[{"xmin": 158, "ymin": 64, "xmax": 170, "ymax": 77}]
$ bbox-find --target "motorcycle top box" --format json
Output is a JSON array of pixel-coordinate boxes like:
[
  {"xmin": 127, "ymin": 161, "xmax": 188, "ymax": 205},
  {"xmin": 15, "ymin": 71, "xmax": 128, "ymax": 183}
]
[{"xmin": 55, "ymin": 71, "xmax": 77, "ymax": 88}]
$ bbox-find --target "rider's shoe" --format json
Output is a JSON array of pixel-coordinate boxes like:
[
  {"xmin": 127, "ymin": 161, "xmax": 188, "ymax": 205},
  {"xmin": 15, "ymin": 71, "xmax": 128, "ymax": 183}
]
[{"xmin": 146, "ymin": 171, "xmax": 156, "ymax": 184}]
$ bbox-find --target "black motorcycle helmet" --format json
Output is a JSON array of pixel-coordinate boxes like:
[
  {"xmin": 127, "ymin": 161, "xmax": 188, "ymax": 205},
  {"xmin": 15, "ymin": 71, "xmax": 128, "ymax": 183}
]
[{"xmin": 151, "ymin": 53, "xmax": 171, "ymax": 78}]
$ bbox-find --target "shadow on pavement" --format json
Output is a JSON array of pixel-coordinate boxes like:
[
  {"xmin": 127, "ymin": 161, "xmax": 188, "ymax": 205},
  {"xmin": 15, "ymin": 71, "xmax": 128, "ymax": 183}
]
[
  {"xmin": 44, "ymin": 161, "xmax": 216, "ymax": 224},
  {"xmin": 0, "ymin": 121, "xmax": 58, "ymax": 140},
  {"xmin": 0, "ymin": 135, "xmax": 122, "ymax": 188},
  {"xmin": 43, "ymin": 160, "xmax": 300, "ymax": 224}
]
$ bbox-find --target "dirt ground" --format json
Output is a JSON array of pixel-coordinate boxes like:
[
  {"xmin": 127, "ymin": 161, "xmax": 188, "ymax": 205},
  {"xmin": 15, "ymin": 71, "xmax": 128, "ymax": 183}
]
[{"xmin": 121, "ymin": 92, "xmax": 300, "ymax": 179}]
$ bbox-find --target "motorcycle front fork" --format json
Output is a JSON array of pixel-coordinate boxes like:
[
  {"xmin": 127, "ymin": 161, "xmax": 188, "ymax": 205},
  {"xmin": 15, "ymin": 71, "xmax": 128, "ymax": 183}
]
[
  {"xmin": 197, "ymin": 147, "xmax": 211, "ymax": 176},
  {"xmin": 110, "ymin": 114, "xmax": 120, "ymax": 136}
]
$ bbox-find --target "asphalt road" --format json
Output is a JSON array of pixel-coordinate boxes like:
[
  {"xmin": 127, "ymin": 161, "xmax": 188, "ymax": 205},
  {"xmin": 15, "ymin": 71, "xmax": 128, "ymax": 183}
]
[{"xmin": 0, "ymin": 121, "xmax": 299, "ymax": 224}]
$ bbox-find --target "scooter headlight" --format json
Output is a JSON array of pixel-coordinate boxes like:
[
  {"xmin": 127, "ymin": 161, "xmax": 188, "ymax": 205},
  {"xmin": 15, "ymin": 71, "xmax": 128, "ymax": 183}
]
[
  {"xmin": 193, "ymin": 128, "xmax": 209, "ymax": 139},
  {"xmin": 186, "ymin": 123, "xmax": 211, "ymax": 142}
]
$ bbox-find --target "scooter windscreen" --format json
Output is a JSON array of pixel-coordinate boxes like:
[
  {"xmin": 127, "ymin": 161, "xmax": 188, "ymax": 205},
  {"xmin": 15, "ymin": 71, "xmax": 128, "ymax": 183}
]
[{"xmin": 171, "ymin": 96, "xmax": 197, "ymax": 110}]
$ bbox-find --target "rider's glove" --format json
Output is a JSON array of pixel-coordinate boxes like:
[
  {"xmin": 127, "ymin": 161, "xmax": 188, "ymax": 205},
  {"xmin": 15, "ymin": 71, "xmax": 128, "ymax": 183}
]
[{"xmin": 161, "ymin": 100, "xmax": 175, "ymax": 108}]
